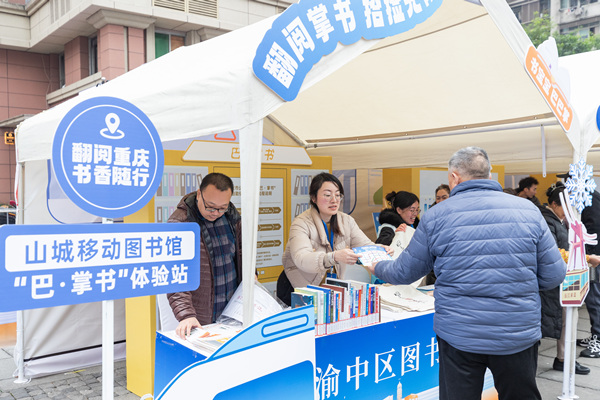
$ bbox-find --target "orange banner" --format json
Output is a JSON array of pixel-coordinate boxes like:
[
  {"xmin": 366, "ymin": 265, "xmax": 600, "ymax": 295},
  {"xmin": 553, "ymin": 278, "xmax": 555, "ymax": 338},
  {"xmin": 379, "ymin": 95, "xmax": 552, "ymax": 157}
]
[{"xmin": 525, "ymin": 46, "xmax": 573, "ymax": 131}]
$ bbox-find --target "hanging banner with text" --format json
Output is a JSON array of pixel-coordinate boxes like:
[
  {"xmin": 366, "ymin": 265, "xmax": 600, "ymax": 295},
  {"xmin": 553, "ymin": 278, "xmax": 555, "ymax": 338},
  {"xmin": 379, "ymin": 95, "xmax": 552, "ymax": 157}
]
[
  {"xmin": 253, "ymin": 0, "xmax": 442, "ymax": 101},
  {"xmin": 524, "ymin": 46, "xmax": 573, "ymax": 132},
  {"xmin": 0, "ymin": 223, "xmax": 200, "ymax": 312}
]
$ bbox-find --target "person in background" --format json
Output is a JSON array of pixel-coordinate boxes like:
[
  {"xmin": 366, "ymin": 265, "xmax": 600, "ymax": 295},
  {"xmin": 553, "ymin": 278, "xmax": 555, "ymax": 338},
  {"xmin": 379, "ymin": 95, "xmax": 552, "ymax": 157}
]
[
  {"xmin": 167, "ymin": 172, "xmax": 242, "ymax": 339},
  {"xmin": 517, "ymin": 176, "xmax": 541, "ymax": 206},
  {"xmin": 276, "ymin": 172, "xmax": 391, "ymax": 306},
  {"xmin": 539, "ymin": 182, "xmax": 595, "ymax": 374},
  {"xmin": 368, "ymin": 147, "xmax": 566, "ymax": 400},
  {"xmin": 375, "ymin": 191, "xmax": 420, "ymax": 246},
  {"xmin": 503, "ymin": 187, "xmax": 517, "ymax": 196},
  {"xmin": 579, "ymin": 185, "xmax": 600, "ymax": 359},
  {"xmin": 429, "ymin": 184, "xmax": 450, "ymax": 208}
]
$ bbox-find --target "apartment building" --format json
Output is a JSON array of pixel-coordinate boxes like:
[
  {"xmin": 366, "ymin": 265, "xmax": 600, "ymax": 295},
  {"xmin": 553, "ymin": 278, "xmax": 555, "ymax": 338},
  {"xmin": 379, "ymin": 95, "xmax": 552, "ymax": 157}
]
[
  {"xmin": 508, "ymin": 0, "xmax": 600, "ymax": 36},
  {"xmin": 0, "ymin": 0, "xmax": 291, "ymax": 204}
]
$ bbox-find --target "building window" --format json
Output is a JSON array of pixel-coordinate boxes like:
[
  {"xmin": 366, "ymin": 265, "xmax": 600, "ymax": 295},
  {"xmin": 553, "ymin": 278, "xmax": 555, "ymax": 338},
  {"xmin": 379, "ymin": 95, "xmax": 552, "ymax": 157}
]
[
  {"xmin": 89, "ymin": 36, "xmax": 98, "ymax": 75},
  {"xmin": 540, "ymin": 0, "xmax": 550, "ymax": 13},
  {"xmin": 155, "ymin": 32, "xmax": 185, "ymax": 59},
  {"xmin": 58, "ymin": 53, "xmax": 65, "ymax": 88},
  {"xmin": 561, "ymin": 0, "xmax": 578, "ymax": 8}
]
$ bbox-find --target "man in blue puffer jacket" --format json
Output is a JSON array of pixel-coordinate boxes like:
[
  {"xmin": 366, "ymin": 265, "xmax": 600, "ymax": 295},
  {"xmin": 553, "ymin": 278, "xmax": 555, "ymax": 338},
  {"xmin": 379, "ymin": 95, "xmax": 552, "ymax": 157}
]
[{"xmin": 370, "ymin": 147, "xmax": 566, "ymax": 400}]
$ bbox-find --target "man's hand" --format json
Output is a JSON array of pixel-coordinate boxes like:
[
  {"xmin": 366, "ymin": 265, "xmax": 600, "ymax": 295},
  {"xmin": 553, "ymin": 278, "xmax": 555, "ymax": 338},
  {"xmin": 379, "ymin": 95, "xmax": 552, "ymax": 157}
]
[
  {"xmin": 334, "ymin": 248, "xmax": 361, "ymax": 264},
  {"xmin": 366, "ymin": 261, "xmax": 377, "ymax": 275},
  {"xmin": 383, "ymin": 245, "xmax": 394, "ymax": 256},
  {"xmin": 176, "ymin": 317, "xmax": 201, "ymax": 340}
]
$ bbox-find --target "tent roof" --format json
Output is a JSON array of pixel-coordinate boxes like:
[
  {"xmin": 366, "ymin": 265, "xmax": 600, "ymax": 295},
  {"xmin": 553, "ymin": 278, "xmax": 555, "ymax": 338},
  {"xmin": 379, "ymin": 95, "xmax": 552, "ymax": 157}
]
[
  {"xmin": 16, "ymin": 0, "xmax": 595, "ymax": 175},
  {"xmin": 270, "ymin": 0, "xmax": 582, "ymax": 174}
]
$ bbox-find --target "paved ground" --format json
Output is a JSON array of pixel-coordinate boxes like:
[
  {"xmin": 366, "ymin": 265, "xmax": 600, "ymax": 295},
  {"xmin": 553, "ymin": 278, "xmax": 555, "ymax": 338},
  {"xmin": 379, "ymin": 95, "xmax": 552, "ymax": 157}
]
[
  {"xmin": 0, "ymin": 307, "xmax": 599, "ymax": 399},
  {"xmin": 0, "ymin": 348, "xmax": 138, "ymax": 400}
]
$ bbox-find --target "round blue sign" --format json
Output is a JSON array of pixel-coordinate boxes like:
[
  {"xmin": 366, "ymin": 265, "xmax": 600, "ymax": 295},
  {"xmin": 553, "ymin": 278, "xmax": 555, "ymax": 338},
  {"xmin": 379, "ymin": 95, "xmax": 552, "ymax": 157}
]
[
  {"xmin": 597, "ymin": 104, "xmax": 600, "ymax": 132},
  {"xmin": 52, "ymin": 97, "xmax": 164, "ymax": 218}
]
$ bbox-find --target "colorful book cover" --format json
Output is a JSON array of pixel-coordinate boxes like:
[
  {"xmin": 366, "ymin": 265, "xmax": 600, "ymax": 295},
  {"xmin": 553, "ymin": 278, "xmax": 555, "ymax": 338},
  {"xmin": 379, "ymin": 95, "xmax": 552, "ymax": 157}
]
[
  {"xmin": 294, "ymin": 288, "xmax": 325, "ymax": 325},
  {"xmin": 352, "ymin": 245, "xmax": 393, "ymax": 267}
]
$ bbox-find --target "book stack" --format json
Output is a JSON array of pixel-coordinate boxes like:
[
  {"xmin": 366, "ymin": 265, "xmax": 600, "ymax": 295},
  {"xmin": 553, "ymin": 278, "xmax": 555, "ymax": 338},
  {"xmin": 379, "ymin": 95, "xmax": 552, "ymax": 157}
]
[
  {"xmin": 378, "ymin": 284, "xmax": 435, "ymax": 313},
  {"xmin": 291, "ymin": 277, "xmax": 380, "ymax": 336}
]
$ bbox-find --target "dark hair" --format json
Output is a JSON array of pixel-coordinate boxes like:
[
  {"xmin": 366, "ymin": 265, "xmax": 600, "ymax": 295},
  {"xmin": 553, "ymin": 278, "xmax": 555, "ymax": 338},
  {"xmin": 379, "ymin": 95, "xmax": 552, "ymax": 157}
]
[
  {"xmin": 435, "ymin": 184, "xmax": 450, "ymax": 196},
  {"xmin": 199, "ymin": 172, "xmax": 234, "ymax": 193},
  {"xmin": 385, "ymin": 191, "xmax": 419, "ymax": 211},
  {"xmin": 546, "ymin": 181, "xmax": 565, "ymax": 205},
  {"xmin": 309, "ymin": 172, "xmax": 344, "ymax": 235},
  {"xmin": 517, "ymin": 177, "xmax": 539, "ymax": 192}
]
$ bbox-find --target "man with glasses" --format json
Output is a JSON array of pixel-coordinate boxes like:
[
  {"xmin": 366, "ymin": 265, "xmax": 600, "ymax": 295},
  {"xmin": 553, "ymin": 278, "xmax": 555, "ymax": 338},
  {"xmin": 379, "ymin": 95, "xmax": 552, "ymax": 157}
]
[{"xmin": 167, "ymin": 172, "xmax": 242, "ymax": 339}]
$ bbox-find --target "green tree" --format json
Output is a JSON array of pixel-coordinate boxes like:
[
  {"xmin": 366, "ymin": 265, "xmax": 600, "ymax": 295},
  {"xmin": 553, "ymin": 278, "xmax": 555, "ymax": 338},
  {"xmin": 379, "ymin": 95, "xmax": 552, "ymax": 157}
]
[{"xmin": 523, "ymin": 12, "xmax": 600, "ymax": 56}]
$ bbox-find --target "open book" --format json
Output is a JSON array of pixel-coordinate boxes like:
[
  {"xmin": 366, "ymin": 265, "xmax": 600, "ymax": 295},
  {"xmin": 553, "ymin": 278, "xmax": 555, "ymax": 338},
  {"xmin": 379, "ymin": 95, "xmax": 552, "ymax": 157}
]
[{"xmin": 186, "ymin": 323, "xmax": 242, "ymax": 353}]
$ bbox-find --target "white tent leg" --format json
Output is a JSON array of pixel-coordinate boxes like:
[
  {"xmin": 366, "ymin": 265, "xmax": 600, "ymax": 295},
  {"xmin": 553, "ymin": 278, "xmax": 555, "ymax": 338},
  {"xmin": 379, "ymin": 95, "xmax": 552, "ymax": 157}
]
[
  {"xmin": 102, "ymin": 218, "xmax": 114, "ymax": 400},
  {"xmin": 239, "ymin": 120, "xmax": 263, "ymax": 328},
  {"xmin": 559, "ymin": 306, "xmax": 578, "ymax": 400},
  {"xmin": 14, "ymin": 161, "xmax": 29, "ymax": 384}
]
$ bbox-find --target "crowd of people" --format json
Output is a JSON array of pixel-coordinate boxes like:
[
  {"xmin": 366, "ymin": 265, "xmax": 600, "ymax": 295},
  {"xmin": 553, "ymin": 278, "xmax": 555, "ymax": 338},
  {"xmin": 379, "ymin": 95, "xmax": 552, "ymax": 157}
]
[{"xmin": 164, "ymin": 147, "xmax": 600, "ymax": 400}]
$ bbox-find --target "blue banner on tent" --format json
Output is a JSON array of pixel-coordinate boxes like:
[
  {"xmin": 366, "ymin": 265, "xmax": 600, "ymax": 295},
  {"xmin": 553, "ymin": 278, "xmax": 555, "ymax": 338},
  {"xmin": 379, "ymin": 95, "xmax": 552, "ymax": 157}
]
[
  {"xmin": 253, "ymin": 0, "xmax": 442, "ymax": 101},
  {"xmin": 315, "ymin": 313, "xmax": 438, "ymax": 399},
  {"xmin": 0, "ymin": 223, "xmax": 200, "ymax": 312},
  {"xmin": 52, "ymin": 96, "xmax": 164, "ymax": 218}
]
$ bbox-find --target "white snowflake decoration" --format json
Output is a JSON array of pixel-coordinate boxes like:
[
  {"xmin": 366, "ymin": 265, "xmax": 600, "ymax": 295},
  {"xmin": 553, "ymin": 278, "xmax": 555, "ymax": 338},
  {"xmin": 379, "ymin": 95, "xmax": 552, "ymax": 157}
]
[{"xmin": 565, "ymin": 158, "xmax": 597, "ymax": 214}]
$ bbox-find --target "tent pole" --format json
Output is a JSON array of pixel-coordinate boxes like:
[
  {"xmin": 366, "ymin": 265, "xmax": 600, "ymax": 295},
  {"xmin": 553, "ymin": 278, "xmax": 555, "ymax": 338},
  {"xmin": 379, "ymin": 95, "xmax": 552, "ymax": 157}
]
[
  {"xmin": 541, "ymin": 125, "xmax": 547, "ymax": 177},
  {"xmin": 14, "ymin": 161, "xmax": 29, "ymax": 384},
  {"xmin": 307, "ymin": 120, "xmax": 559, "ymax": 148},
  {"xmin": 239, "ymin": 120, "xmax": 263, "ymax": 328},
  {"xmin": 102, "ymin": 218, "xmax": 114, "ymax": 400}
]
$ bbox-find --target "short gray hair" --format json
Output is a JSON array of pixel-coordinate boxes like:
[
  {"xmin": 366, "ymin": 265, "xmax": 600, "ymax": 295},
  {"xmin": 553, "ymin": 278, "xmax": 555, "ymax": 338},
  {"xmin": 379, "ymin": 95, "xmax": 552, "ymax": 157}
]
[{"xmin": 448, "ymin": 147, "xmax": 491, "ymax": 179}]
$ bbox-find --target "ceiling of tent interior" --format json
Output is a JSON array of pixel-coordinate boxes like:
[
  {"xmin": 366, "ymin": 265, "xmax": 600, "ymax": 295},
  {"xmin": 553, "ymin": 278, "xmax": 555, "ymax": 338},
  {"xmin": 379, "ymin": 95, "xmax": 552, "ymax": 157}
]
[{"xmin": 270, "ymin": 0, "xmax": 596, "ymax": 175}]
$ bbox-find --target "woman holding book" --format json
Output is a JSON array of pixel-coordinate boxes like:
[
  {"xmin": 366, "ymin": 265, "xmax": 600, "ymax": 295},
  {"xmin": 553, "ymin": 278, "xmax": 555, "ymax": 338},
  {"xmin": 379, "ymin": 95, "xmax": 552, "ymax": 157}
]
[
  {"xmin": 277, "ymin": 172, "xmax": 391, "ymax": 306},
  {"xmin": 375, "ymin": 190, "xmax": 420, "ymax": 246}
]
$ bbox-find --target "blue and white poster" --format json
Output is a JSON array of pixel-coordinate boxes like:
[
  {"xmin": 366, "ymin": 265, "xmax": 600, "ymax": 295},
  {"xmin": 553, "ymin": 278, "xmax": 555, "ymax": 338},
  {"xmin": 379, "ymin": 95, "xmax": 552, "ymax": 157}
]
[
  {"xmin": 0, "ymin": 223, "xmax": 200, "ymax": 312},
  {"xmin": 253, "ymin": 0, "xmax": 442, "ymax": 101},
  {"xmin": 52, "ymin": 97, "xmax": 164, "ymax": 218}
]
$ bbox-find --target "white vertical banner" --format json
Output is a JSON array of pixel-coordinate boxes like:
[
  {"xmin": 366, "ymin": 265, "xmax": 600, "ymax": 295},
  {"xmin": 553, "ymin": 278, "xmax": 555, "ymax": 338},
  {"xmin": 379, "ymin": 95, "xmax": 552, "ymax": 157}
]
[{"xmin": 239, "ymin": 120, "xmax": 263, "ymax": 328}]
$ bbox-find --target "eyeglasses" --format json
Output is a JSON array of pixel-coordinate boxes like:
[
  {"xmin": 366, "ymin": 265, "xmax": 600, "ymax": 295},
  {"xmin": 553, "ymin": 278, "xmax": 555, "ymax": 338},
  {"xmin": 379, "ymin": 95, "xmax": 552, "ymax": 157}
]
[
  {"xmin": 320, "ymin": 193, "xmax": 343, "ymax": 202},
  {"xmin": 199, "ymin": 190, "xmax": 228, "ymax": 214},
  {"xmin": 407, "ymin": 207, "xmax": 420, "ymax": 215}
]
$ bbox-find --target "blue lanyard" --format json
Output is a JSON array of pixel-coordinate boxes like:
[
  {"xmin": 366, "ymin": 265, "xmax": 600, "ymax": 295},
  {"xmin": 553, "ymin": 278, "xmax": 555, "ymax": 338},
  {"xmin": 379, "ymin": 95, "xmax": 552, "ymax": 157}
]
[{"xmin": 322, "ymin": 220, "xmax": 334, "ymax": 250}]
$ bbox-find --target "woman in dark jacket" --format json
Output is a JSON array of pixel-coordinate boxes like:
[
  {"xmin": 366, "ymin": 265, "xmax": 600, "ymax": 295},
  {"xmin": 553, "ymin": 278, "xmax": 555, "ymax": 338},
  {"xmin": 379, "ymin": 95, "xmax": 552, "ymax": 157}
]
[
  {"xmin": 539, "ymin": 182, "xmax": 590, "ymax": 374},
  {"xmin": 375, "ymin": 191, "xmax": 419, "ymax": 246}
]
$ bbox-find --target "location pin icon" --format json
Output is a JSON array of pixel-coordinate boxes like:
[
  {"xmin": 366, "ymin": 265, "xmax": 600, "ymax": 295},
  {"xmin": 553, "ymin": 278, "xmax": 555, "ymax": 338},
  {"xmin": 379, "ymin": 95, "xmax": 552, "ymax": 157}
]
[{"xmin": 106, "ymin": 113, "xmax": 120, "ymax": 134}]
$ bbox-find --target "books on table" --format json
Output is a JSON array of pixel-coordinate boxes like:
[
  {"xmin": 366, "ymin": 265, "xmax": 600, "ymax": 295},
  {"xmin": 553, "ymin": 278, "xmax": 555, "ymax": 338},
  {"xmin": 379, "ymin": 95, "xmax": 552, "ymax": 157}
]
[{"xmin": 291, "ymin": 277, "xmax": 381, "ymax": 336}]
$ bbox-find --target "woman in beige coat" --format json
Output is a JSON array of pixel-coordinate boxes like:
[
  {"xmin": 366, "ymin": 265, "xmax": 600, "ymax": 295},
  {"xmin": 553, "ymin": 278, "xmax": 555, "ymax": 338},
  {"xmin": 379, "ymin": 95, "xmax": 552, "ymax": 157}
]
[{"xmin": 277, "ymin": 172, "xmax": 390, "ymax": 305}]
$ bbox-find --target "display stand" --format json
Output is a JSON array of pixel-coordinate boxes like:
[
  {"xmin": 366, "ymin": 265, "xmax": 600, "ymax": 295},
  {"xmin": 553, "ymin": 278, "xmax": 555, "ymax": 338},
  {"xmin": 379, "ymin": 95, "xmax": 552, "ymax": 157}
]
[{"xmin": 155, "ymin": 308, "xmax": 499, "ymax": 400}]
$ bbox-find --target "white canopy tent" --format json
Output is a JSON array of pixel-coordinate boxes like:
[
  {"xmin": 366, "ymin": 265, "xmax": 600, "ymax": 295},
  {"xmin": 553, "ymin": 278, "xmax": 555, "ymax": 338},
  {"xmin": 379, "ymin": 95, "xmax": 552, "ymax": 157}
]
[{"xmin": 12, "ymin": 0, "xmax": 596, "ymax": 388}]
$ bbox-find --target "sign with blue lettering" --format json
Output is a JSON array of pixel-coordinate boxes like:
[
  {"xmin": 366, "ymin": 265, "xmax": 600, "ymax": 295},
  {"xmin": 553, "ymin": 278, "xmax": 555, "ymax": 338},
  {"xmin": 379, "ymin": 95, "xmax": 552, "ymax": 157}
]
[
  {"xmin": 315, "ymin": 313, "xmax": 438, "ymax": 399},
  {"xmin": 253, "ymin": 0, "xmax": 442, "ymax": 101},
  {"xmin": 52, "ymin": 97, "xmax": 164, "ymax": 218},
  {"xmin": 0, "ymin": 223, "xmax": 200, "ymax": 312}
]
